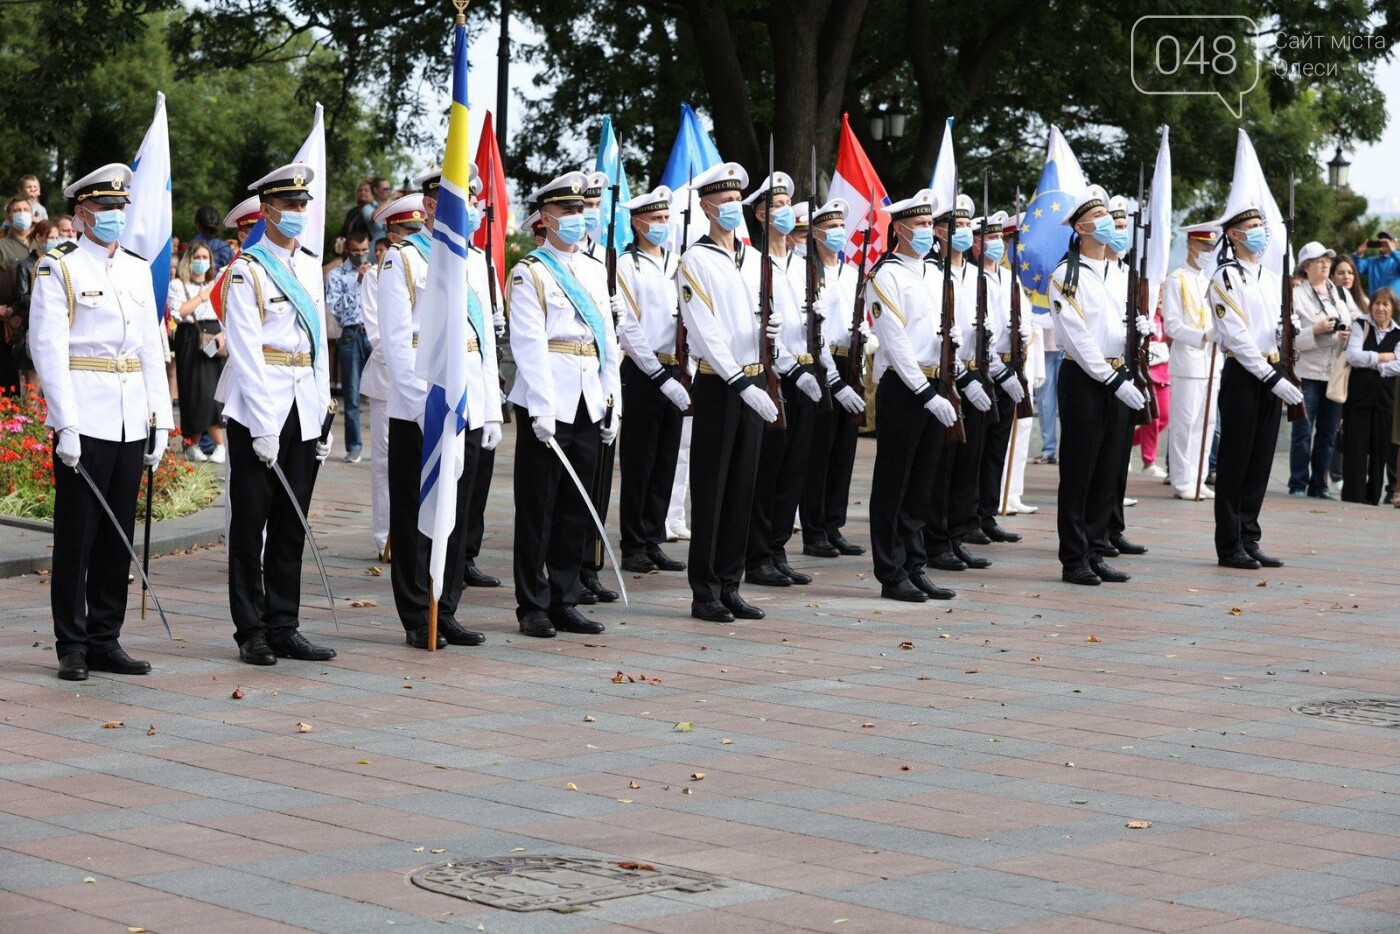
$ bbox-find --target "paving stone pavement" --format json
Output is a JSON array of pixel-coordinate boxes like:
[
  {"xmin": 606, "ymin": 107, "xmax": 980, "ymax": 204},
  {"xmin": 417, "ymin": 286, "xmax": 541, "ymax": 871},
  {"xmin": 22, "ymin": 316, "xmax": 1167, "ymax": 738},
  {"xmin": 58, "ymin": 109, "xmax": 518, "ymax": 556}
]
[{"xmin": 1, "ymin": 411, "xmax": 1398, "ymax": 933}]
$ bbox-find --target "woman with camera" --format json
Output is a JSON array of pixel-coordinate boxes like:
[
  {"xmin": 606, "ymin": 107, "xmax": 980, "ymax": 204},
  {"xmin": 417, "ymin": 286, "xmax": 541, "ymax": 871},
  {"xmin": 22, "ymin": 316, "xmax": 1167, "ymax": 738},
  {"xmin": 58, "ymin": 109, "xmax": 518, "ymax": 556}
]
[
  {"xmin": 1288, "ymin": 242, "xmax": 1353, "ymax": 499},
  {"xmin": 167, "ymin": 242, "xmax": 227, "ymax": 463}
]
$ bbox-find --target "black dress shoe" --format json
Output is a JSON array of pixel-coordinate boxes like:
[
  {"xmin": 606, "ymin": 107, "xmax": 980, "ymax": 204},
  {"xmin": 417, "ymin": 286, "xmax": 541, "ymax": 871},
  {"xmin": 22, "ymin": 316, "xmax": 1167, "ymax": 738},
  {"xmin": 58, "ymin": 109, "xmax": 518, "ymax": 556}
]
[
  {"xmin": 518, "ymin": 610, "xmax": 556, "ymax": 638},
  {"xmin": 881, "ymin": 580, "xmax": 927, "ymax": 602},
  {"xmin": 1244, "ymin": 544, "xmax": 1283, "ymax": 568},
  {"xmin": 1061, "ymin": 564, "xmax": 1101, "ymax": 586},
  {"xmin": 438, "ymin": 617, "xmax": 486, "ymax": 646},
  {"xmin": 985, "ymin": 524, "xmax": 1022, "ymax": 544},
  {"xmin": 621, "ymin": 553, "xmax": 658, "ymax": 573},
  {"xmin": 721, "ymin": 591, "xmax": 765, "ymax": 619},
  {"xmin": 578, "ymin": 589, "xmax": 598, "ymax": 605},
  {"xmin": 691, "ymin": 599, "xmax": 735, "ymax": 623},
  {"xmin": 550, "ymin": 607, "xmax": 606, "ymax": 634},
  {"xmin": 268, "ymin": 631, "xmax": 337, "ymax": 661},
  {"xmin": 57, "ymin": 652, "xmax": 88, "ymax": 681},
  {"xmin": 1110, "ymin": 534, "xmax": 1148, "ymax": 555},
  {"xmin": 1098, "ymin": 544, "xmax": 1120, "ymax": 558},
  {"xmin": 963, "ymin": 528, "xmax": 993, "ymax": 545},
  {"xmin": 646, "ymin": 546, "xmax": 686, "ymax": 572},
  {"xmin": 911, "ymin": 574, "xmax": 956, "ymax": 600},
  {"xmin": 803, "ymin": 539, "xmax": 841, "ymax": 558},
  {"xmin": 1218, "ymin": 550, "xmax": 1261, "ymax": 570},
  {"xmin": 775, "ymin": 562, "xmax": 811, "ymax": 585},
  {"xmin": 463, "ymin": 562, "xmax": 501, "ymax": 587},
  {"xmin": 239, "ymin": 633, "xmax": 277, "ymax": 665},
  {"xmin": 746, "ymin": 564, "xmax": 792, "ymax": 587},
  {"xmin": 581, "ymin": 573, "xmax": 619, "ymax": 603},
  {"xmin": 829, "ymin": 533, "xmax": 865, "ymax": 556},
  {"xmin": 1089, "ymin": 559, "xmax": 1131, "ymax": 583},
  {"xmin": 930, "ymin": 551, "xmax": 967, "ymax": 572},
  {"xmin": 86, "ymin": 644, "xmax": 151, "ymax": 675},
  {"xmin": 953, "ymin": 544, "xmax": 991, "ymax": 569},
  {"xmin": 405, "ymin": 625, "xmax": 448, "ymax": 650}
]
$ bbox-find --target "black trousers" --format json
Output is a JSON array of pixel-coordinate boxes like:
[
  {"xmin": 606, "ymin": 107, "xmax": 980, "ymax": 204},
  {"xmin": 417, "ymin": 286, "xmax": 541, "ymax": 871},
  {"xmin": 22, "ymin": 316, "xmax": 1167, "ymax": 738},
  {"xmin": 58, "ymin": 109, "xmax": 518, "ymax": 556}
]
[
  {"xmin": 513, "ymin": 400, "xmax": 600, "ymax": 616},
  {"xmin": 1056, "ymin": 361, "xmax": 1131, "ymax": 568},
  {"xmin": 747, "ymin": 373, "xmax": 815, "ymax": 570},
  {"xmin": 1215, "ymin": 360, "xmax": 1281, "ymax": 555},
  {"xmin": 869, "ymin": 372, "xmax": 943, "ymax": 584},
  {"xmin": 463, "ymin": 445, "xmax": 495, "ymax": 564},
  {"xmin": 1341, "ymin": 402, "xmax": 1395, "ymax": 504},
  {"xmin": 1103, "ymin": 406, "xmax": 1136, "ymax": 545},
  {"xmin": 688, "ymin": 373, "xmax": 763, "ymax": 602},
  {"xmin": 977, "ymin": 384, "xmax": 1016, "ymax": 529},
  {"xmin": 582, "ymin": 411, "xmax": 617, "ymax": 574},
  {"xmin": 388, "ymin": 418, "xmax": 481, "ymax": 630},
  {"xmin": 802, "ymin": 355, "xmax": 860, "ymax": 545},
  {"xmin": 619, "ymin": 358, "xmax": 684, "ymax": 555},
  {"xmin": 226, "ymin": 409, "xmax": 320, "ymax": 644},
  {"xmin": 50, "ymin": 436, "xmax": 144, "ymax": 657},
  {"xmin": 928, "ymin": 390, "xmax": 987, "ymax": 554}
]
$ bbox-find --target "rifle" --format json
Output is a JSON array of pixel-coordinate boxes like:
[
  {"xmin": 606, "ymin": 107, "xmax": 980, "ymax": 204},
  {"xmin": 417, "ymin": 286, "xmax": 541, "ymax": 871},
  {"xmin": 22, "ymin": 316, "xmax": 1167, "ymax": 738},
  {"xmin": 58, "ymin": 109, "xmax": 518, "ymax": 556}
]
[
  {"xmin": 805, "ymin": 146, "xmax": 831, "ymax": 411},
  {"xmin": 602, "ymin": 179, "xmax": 619, "ymax": 437},
  {"xmin": 1137, "ymin": 164, "xmax": 1159, "ymax": 423},
  {"xmin": 758, "ymin": 135, "xmax": 787, "ymax": 430},
  {"xmin": 940, "ymin": 184, "xmax": 967, "ymax": 445},
  {"xmin": 975, "ymin": 171, "xmax": 999, "ymax": 427},
  {"xmin": 674, "ymin": 168, "xmax": 694, "ymax": 415},
  {"xmin": 848, "ymin": 203, "xmax": 874, "ymax": 428},
  {"xmin": 483, "ymin": 204, "xmax": 511, "ymax": 423},
  {"xmin": 1124, "ymin": 165, "xmax": 1153, "ymax": 426},
  {"xmin": 1008, "ymin": 191, "xmax": 1033, "ymax": 419},
  {"xmin": 1280, "ymin": 173, "xmax": 1305, "ymax": 422}
]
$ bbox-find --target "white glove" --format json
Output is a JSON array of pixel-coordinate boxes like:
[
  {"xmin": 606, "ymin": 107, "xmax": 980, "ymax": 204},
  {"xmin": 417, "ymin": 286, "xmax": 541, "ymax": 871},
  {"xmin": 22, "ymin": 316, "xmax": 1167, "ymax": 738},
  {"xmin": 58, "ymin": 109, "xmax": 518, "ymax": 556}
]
[
  {"xmin": 56, "ymin": 427, "xmax": 81, "ymax": 468},
  {"xmin": 1134, "ymin": 314, "xmax": 1153, "ymax": 337},
  {"xmin": 834, "ymin": 385, "xmax": 866, "ymax": 413},
  {"xmin": 493, "ymin": 308, "xmax": 506, "ymax": 336},
  {"xmin": 601, "ymin": 417, "xmax": 618, "ymax": 445},
  {"xmin": 143, "ymin": 429, "xmax": 168, "ymax": 469},
  {"xmin": 660, "ymin": 378, "xmax": 690, "ymax": 410},
  {"xmin": 859, "ymin": 319, "xmax": 872, "ymax": 340},
  {"xmin": 253, "ymin": 435, "xmax": 279, "ymax": 467},
  {"xmin": 740, "ymin": 384, "xmax": 780, "ymax": 423},
  {"xmin": 1271, "ymin": 377, "xmax": 1304, "ymax": 406},
  {"xmin": 315, "ymin": 433, "xmax": 332, "ymax": 462},
  {"xmin": 609, "ymin": 293, "xmax": 625, "ymax": 320},
  {"xmin": 999, "ymin": 374, "xmax": 1026, "ymax": 405},
  {"xmin": 1113, "ymin": 380, "xmax": 1147, "ymax": 411},
  {"xmin": 795, "ymin": 372, "xmax": 822, "ymax": 402},
  {"xmin": 481, "ymin": 421, "xmax": 502, "ymax": 451},
  {"xmin": 1020, "ymin": 322, "xmax": 1033, "ymax": 343},
  {"xmin": 764, "ymin": 310, "xmax": 782, "ymax": 342},
  {"xmin": 864, "ymin": 332, "xmax": 880, "ymax": 355},
  {"xmin": 532, "ymin": 416, "xmax": 556, "ymax": 443},
  {"xmin": 962, "ymin": 379, "xmax": 992, "ymax": 412},
  {"xmin": 1034, "ymin": 377, "xmax": 1046, "ymax": 390},
  {"xmin": 924, "ymin": 394, "xmax": 957, "ymax": 427}
]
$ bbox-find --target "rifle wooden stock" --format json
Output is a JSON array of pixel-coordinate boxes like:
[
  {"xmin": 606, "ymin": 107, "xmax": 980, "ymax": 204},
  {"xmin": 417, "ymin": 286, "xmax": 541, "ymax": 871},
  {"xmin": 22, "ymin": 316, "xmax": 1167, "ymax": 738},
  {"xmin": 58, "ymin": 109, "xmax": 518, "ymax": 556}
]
[
  {"xmin": 1124, "ymin": 216, "xmax": 1152, "ymax": 427},
  {"xmin": 975, "ymin": 252, "xmax": 999, "ymax": 427}
]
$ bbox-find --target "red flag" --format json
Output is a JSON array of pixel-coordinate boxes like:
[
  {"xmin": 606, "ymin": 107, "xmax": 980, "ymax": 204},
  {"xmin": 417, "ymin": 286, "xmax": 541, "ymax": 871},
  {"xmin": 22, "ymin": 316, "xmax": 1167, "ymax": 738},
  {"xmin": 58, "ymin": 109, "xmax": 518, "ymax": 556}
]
[
  {"xmin": 829, "ymin": 113, "xmax": 890, "ymax": 267},
  {"xmin": 473, "ymin": 113, "xmax": 510, "ymax": 293}
]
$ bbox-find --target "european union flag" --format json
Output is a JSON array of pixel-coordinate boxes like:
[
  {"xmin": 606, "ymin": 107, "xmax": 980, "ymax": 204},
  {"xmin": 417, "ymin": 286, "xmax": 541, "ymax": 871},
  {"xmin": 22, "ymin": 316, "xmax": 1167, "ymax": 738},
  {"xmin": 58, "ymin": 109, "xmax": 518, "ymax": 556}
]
[
  {"xmin": 1017, "ymin": 126, "xmax": 1085, "ymax": 311},
  {"xmin": 659, "ymin": 102, "xmax": 722, "ymax": 190}
]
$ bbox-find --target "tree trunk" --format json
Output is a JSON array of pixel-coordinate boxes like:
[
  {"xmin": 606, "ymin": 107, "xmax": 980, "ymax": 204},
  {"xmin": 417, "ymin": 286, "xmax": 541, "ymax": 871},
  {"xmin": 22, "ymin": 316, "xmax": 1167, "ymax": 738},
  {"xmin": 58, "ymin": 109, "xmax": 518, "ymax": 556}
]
[{"xmin": 683, "ymin": 0, "xmax": 761, "ymax": 171}]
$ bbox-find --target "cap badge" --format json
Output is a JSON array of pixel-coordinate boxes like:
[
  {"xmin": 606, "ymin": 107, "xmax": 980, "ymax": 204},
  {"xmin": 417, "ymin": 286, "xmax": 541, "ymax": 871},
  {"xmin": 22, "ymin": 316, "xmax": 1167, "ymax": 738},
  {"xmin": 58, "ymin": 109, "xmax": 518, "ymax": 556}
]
[{"xmin": 293, "ymin": 173, "xmax": 306, "ymax": 187}]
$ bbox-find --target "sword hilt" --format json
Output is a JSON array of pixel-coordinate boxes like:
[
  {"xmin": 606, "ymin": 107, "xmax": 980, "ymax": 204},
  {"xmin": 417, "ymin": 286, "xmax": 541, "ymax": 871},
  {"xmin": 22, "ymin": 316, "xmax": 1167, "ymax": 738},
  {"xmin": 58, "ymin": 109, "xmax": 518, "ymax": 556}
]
[{"xmin": 320, "ymin": 401, "xmax": 338, "ymax": 443}]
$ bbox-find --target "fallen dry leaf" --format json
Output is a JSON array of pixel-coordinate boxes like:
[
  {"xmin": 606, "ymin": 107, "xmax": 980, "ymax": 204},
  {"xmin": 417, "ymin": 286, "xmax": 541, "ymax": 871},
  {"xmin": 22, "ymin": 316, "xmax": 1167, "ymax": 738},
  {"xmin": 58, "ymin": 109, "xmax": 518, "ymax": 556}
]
[
  {"xmin": 673, "ymin": 722, "xmax": 693, "ymax": 732},
  {"xmin": 357, "ymin": 759, "xmax": 371, "ymax": 765},
  {"xmin": 1087, "ymin": 635, "xmax": 1102, "ymax": 643},
  {"xmin": 938, "ymin": 633, "xmax": 950, "ymax": 639},
  {"xmin": 964, "ymin": 669, "xmax": 980, "ymax": 674},
  {"xmin": 1030, "ymin": 656, "xmax": 1042, "ymax": 662},
  {"xmin": 365, "ymin": 566, "xmax": 382, "ymax": 576},
  {"xmin": 1126, "ymin": 820, "xmax": 1152, "ymax": 830},
  {"xmin": 721, "ymin": 738, "xmax": 733, "ymax": 745},
  {"xmin": 917, "ymin": 675, "xmax": 931, "ymax": 681},
  {"xmin": 862, "ymin": 723, "xmax": 875, "ymax": 729},
  {"xmin": 611, "ymin": 671, "xmax": 626, "ymax": 683},
  {"xmin": 297, "ymin": 722, "xmax": 313, "ymax": 733},
  {"xmin": 402, "ymin": 684, "xmax": 413, "ymax": 690},
  {"xmin": 899, "ymin": 641, "xmax": 915, "ymax": 650},
  {"xmin": 231, "ymin": 687, "xmax": 246, "ymax": 700},
  {"xmin": 349, "ymin": 599, "xmax": 378, "ymax": 608},
  {"xmin": 146, "ymin": 725, "xmax": 157, "ymax": 736},
  {"xmin": 1256, "ymin": 579, "xmax": 1268, "ymax": 587},
  {"xmin": 900, "ymin": 765, "xmax": 912, "ymax": 771},
  {"xmin": 413, "ymin": 847, "xmax": 425, "ymax": 853},
  {"xmin": 617, "ymin": 861, "xmax": 657, "ymax": 872},
  {"xmin": 650, "ymin": 678, "xmax": 662, "ymax": 685},
  {"xmin": 691, "ymin": 772, "xmax": 706, "ymax": 780},
  {"xmin": 629, "ymin": 780, "xmax": 640, "ymax": 789},
  {"xmin": 1228, "ymin": 607, "xmax": 1242, "ymax": 616},
  {"xmin": 83, "ymin": 877, "xmax": 96, "ymax": 884},
  {"xmin": 102, "ymin": 720, "xmax": 123, "ymax": 729},
  {"xmin": 430, "ymin": 848, "xmax": 445, "ymax": 854},
  {"xmin": 583, "ymin": 715, "xmax": 597, "ymax": 722},
  {"xmin": 565, "ymin": 782, "xmax": 578, "ymax": 791}
]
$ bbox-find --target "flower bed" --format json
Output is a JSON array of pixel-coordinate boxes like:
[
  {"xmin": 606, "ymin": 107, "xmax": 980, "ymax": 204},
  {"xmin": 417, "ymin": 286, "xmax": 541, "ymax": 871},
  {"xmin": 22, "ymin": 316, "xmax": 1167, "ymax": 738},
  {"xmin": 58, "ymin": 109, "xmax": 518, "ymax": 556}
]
[{"xmin": 0, "ymin": 391, "xmax": 220, "ymax": 522}]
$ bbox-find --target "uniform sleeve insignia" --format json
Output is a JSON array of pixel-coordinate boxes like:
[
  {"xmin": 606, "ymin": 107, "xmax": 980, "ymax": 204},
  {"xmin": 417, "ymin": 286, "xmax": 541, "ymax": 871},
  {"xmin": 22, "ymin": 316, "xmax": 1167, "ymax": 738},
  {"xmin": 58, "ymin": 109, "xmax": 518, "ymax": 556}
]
[
  {"xmin": 1214, "ymin": 303, "xmax": 1226, "ymax": 319},
  {"xmin": 513, "ymin": 274, "xmax": 524, "ymax": 285},
  {"xmin": 382, "ymin": 258, "xmax": 394, "ymax": 269},
  {"xmin": 36, "ymin": 267, "xmax": 50, "ymax": 277},
  {"xmin": 231, "ymin": 274, "xmax": 244, "ymax": 284},
  {"xmin": 681, "ymin": 284, "xmax": 693, "ymax": 303},
  {"xmin": 872, "ymin": 301, "xmax": 882, "ymax": 319}
]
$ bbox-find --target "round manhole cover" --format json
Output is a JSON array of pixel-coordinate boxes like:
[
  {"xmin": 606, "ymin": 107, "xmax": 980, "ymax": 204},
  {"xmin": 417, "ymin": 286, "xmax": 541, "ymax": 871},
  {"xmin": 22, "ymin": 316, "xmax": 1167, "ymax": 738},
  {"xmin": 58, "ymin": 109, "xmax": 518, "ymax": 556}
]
[
  {"xmin": 411, "ymin": 855, "xmax": 722, "ymax": 912},
  {"xmin": 1291, "ymin": 698, "xmax": 1400, "ymax": 728}
]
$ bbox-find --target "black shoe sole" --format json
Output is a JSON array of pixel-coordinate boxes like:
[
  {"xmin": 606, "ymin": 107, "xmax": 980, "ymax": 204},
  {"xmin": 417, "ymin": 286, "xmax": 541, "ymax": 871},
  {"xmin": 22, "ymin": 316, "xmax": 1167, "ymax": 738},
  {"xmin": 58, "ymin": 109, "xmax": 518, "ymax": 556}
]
[
  {"xmin": 745, "ymin": 575, "xmax": 792, "ymax": 587},
  {"xmin": 239, "ymin": 653, "xmax": 277, "ymax": 665},
  {"xmin": 518, "ymin": 625, "xmax": 557, "ymax": 638},
  {"xmin": 56, "ymin": 669, "xmax": 89, "ymax": 681}
]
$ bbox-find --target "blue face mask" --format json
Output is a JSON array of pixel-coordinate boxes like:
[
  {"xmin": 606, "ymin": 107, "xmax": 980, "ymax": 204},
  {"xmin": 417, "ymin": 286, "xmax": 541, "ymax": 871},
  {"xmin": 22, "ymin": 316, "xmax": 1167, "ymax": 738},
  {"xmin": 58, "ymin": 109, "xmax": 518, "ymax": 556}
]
[
  {"xmin": 1107, "ymin": 228, "xmax": 1132, "ymax": 255},
  {"xmin": 769, "ymin": 205, "xmax": 796, "ymax": 236},
  {"xmin": 272, "ymin": 207, "xmax": 308, "ymax": 240},
  {"xmin": 1086, "ymin": 214, "xmax": 1116, "ymax": 246},
  {"xmin": 908, "ymin": 228, "xmax": 935, "ymax": 257},
  {"xmin": 11, "ymin": 212, "xmax": 32, "ymax": 232},
  {"xmin": 551, "ymin": 213, "xmax": 587, "ymax": 246},
  {"xmin": 1242, "ymin": 227, "xmax": 1269, "ymax": 255},
  {"xmin": 89, "ymin": 209, "xmax": 126, "ymax": 243},
  {"xmin": 714, "ymin": 201, "xmax": 744, "ymax": 232},
  {"xmin": 644, "ymin": 223, "xmax": 669, "ymax": 246},
  {"xmin": 951, "ymin": 227, "xmax": 974, "ymax": 253},
  {"xmin": 464, "ymin": 204, "xmax": 483, "ymax": 235},
  {"xmin": 191, "ymin": 258, "xmax": 211, "ymax": 276},
  {"xmin": 984, "ymin": 240, "xmax": 1005, "ymax": 264},
  {"xmin": 821, "ymin": 228, "xmax": 848, "ymax": 254},
  {"xmin": 583, "ymin": 207, "xmax": 602, "ymax": 235}
]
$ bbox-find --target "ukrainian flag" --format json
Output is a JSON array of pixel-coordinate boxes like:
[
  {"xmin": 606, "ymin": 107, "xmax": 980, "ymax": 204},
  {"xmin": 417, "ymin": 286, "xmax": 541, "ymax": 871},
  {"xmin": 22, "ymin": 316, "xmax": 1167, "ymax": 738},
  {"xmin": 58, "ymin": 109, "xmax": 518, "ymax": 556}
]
[{"xmin": 415, "ymin": 19, "xmax": 472, "ymax": 599}]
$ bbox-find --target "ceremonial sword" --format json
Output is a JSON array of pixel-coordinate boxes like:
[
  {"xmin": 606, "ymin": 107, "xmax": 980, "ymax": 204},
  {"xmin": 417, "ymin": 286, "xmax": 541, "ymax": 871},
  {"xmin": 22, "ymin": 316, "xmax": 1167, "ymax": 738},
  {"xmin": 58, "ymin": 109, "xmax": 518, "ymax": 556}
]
[
  {"xmin": 269, "ymin": 403, "xmax": 339, "ymax": 628},
  {"xmin": 545, "ymin": 436, "xmax": 628, "ymax": 606},
  {"xmin": 73, "ymin": 463, "xmax": 172, "ymax": 639}
]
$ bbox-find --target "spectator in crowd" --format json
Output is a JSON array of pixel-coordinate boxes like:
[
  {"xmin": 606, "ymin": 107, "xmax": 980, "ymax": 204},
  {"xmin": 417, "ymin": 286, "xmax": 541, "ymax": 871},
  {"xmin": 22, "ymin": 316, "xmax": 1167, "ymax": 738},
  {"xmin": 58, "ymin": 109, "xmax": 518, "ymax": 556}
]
[
  {"xmin": 9, "ymin": 218, "xmax": 59, "ymax": 391},
  {"xmin": 1354, "ymin": 232, "xmax": 1400, "ymax": 297},
  {"xmin": 1133, "ymin": 296, "xmax": 1171, "ymax": 478},
  {"xmin": 1289, "ymin": 242, "xmax": 1353, "ymax": 499},
  {"xmin": 167, "ymin": 242, "xmax": 227, "ymax": 463},
  {"xmin": 1331, "ymin": 253, "xmax": 1369, "ymax": 315},
  {"xmin": 373, "ymin": 236, "xmax": 390, "ymax": 265},
  {"xmin": 187, "ymin": 205, "xmax": 233, "ymax": 270},
  {"xmin": 18, "ymin": 175, "xmax": 47, "ymax": 221},
  {"xmin": 0, "ymin": 197, "xmax": 34, "ymax": 392},
  {"xmin": 367, "ymin": 176, "xmax": 392, "ymax": 244},
  {"xmin": 339, "ymin": 179, "xmax": 375, "ymax": 245},
  {"xmin": 326, "ymin": 230, "xmax": 372, "ymax": 462},
  {"xmin": 1032, "ymin": 314, "xmax": 1061, "ymax": 464},
  {"xmin": 1, "ymin": 197, "xmax": 32, "ymax": 266},
  {"xmin": 53, "ymin": 214, "xmax": 76, "ymax": 242},
  {"xmin": 1342, "ymin": 286, "xmax": 1400, "ymax": 504}
]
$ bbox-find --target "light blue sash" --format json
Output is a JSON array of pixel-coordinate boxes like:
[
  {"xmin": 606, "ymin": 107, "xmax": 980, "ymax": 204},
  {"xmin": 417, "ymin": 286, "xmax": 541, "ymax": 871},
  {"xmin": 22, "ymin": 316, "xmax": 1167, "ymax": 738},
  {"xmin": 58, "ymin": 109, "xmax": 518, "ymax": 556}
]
[
  {"xmin": 243, "ymin": 242, "xmax": 322, "ymax": 364},
  {"xmin": 528, "ymin": 248, "xmax": 608, "ymax": 367}
]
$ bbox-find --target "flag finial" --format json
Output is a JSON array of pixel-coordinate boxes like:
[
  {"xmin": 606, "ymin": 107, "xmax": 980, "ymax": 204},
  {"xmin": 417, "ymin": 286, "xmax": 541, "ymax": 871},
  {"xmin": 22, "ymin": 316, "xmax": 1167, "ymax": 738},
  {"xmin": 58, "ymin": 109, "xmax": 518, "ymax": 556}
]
[{"xmin": 453, "ymin": 0, "xmax": 469, "ymax": 24}]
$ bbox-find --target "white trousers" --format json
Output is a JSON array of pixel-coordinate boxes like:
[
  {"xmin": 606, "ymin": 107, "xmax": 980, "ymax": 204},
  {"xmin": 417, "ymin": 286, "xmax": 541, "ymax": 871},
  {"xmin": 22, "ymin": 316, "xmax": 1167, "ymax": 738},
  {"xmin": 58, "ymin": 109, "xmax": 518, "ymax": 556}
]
[
  {"xmin": 999, "ymin": 416, "xmax": 1034, "ymax": 511},
  {"xmin": 367, "ymin": 395, "xmax": 390, "ymax": 552},
  {"xmin": 1167, "ymin": 375, "xmax": 1216, "ymax": 498},
  {"xmin": 667, "ymin": 415, "xmax": 692, "ymax": 527}
]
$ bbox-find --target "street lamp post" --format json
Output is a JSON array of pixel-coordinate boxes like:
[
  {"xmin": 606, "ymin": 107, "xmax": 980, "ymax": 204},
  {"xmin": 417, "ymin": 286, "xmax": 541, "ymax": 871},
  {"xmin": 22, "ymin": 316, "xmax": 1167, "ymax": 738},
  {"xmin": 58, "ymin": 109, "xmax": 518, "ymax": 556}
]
[
  {"xmin": 868, "ymin": 99, "xmax": 910, "ymax": 148},
  {"xmin": 1328, "ymin": 145, "xmax": 1351, "ymax": 190}
]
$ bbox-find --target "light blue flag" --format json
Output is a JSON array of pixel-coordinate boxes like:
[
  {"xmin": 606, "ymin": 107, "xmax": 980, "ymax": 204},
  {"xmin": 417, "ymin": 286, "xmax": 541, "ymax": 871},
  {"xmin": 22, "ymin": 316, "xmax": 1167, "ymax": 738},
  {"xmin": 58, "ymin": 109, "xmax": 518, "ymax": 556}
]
[
  {"xmin": 660, "ymin": 102, "xmax": 722, "ymax": 190},
  {"xmin": 595, "ymin": 115, "xmax": 633, "ymax": 252}
]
